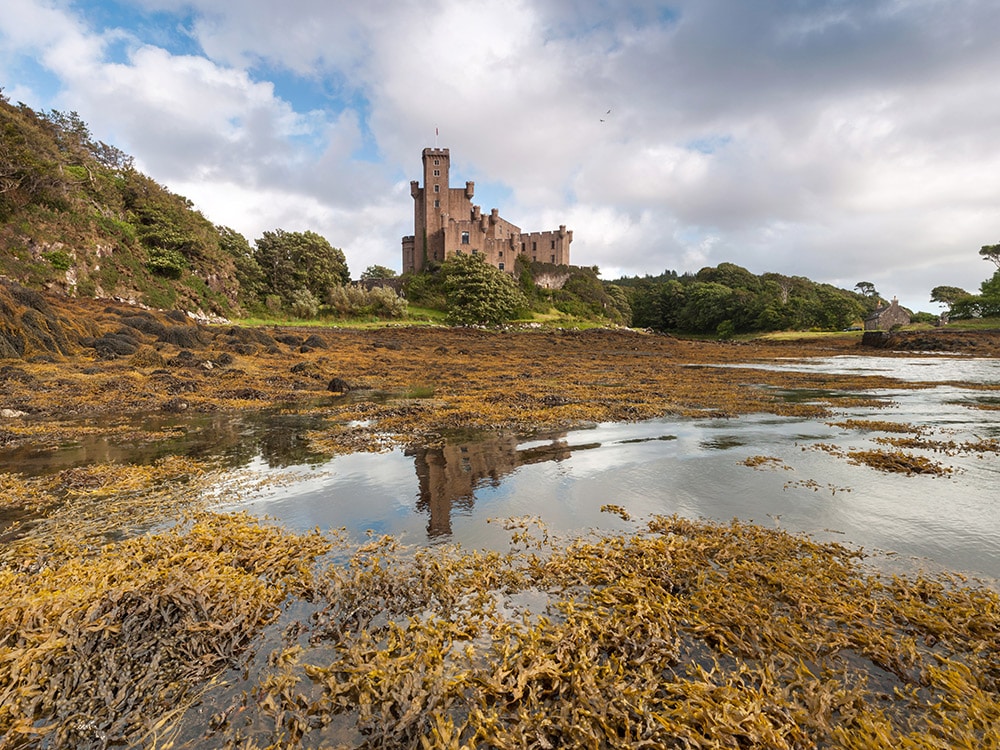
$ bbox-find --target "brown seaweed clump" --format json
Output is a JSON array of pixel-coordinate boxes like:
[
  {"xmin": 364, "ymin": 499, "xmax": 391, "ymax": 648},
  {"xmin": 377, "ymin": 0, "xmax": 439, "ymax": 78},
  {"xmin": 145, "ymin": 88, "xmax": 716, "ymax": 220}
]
[
  {"xmin": 191, "ymin": 516, "xmax": 1000, "ymax": 750},
  {"xmin": 0, "ymin": 513, "xmax": 331, "ymax": 748}
]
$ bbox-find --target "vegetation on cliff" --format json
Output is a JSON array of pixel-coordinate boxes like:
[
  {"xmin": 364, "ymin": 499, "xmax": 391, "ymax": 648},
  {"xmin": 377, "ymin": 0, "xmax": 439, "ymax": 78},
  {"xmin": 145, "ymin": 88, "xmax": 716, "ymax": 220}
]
[{"xmin": 1, "ymin": 93, "xmax": 239, "ymax": 314}]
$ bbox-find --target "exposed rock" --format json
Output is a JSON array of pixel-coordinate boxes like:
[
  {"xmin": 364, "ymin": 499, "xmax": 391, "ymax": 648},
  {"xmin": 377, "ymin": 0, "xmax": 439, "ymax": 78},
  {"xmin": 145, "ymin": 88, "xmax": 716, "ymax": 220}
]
[
  {"xmin": 302, "ymin": 334, "xmax": 328, "ymax": 349},
  {"xmin": 860, "ymin": 331, "xmax": 892, "ymax": 348},
  {"xmin": 327, "ymin": 377, "xmax": 354, "ymax": 393},
  {"xmin": 82, "ymin": 330, "xmax": 141, "ymax": 358}
]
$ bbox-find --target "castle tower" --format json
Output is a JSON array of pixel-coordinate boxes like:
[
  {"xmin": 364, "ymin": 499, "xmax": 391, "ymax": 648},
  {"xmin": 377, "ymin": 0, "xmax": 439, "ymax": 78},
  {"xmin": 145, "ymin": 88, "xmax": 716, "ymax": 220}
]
[
  {"xmin": 401, "ymin": 145, "xmax": 568, "ymax": 275},
  {"xmin": 403, "ymin": 148, "xmax": 476, "ymax": 274},
  {"xmin": 418, "ymin": 148, "xmax": 450, "ymax": 265}
]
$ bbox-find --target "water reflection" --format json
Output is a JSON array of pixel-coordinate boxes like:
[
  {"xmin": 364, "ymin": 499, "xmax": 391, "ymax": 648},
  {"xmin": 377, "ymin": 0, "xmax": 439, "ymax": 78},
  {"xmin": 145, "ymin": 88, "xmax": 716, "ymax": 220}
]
[
  {"xmin": 408, "ymin": 434, "xmax": 600, "ymax": 536},
  {"xmin": 0, "ymin": 410, "xmax": 332, "ymax": 477}
]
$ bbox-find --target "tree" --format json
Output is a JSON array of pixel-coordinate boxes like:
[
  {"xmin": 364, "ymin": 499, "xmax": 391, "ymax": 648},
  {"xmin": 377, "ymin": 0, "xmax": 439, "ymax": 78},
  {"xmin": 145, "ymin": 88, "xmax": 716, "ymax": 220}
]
[
  {"xmin": 698, "ymin": 262, "xmax": 762, "ymax": 293},
  {"xmin": 360, "ymin": 264, "xmax": 397, "ymax": 280},
  {"xmin": 854, "ymin": 281, "xmax": 878, "ymax": 298},
  {"xmin": 441, "ymin": 252, "xmax": 527, "ymax": 326},
  {"xmin": 218, "ymin": 226, "xmax": 264, "ymax": 303},
  {"xmin": 254, "ymin": 229, "xmax": 349, "ymax": 302},
  {"xmin": 980, "ymin": 243, "xmax": 1000, "ymax": 269},
  {"xmin": 929, "ymin": 285, "xmax": 970, "ymax": 310}
]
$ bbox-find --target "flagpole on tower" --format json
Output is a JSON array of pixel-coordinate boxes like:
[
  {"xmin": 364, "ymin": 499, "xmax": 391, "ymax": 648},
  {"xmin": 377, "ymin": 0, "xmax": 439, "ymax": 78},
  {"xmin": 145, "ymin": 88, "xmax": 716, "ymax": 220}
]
[{"xmin": 435, "ymin": 126, "xmax": 439, "ymax": 148}]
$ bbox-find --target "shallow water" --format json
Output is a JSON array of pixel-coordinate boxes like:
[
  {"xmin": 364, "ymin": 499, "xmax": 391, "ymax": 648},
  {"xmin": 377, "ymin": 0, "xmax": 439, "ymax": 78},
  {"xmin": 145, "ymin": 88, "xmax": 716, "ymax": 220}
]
[
  {"xmin": 5, "ymin": 355, "xmax": 999, "ymax": 582},
  {"xmin": 204, "ymin": 354, "xmax": 1000, "ymax": 583}
]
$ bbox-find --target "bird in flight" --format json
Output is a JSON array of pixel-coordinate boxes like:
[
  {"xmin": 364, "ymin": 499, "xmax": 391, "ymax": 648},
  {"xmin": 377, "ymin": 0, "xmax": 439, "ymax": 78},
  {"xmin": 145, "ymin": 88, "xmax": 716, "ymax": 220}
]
[{"xmin": 600, "ymin": 108, "xmax": 611, "ymax": 122}]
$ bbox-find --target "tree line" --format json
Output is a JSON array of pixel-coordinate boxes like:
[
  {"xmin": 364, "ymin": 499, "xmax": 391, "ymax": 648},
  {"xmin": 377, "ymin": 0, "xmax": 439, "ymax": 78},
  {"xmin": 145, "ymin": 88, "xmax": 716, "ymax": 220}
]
[{"xmin": 610, "ymin": 263, "xmax": 874, "ymax": 336}]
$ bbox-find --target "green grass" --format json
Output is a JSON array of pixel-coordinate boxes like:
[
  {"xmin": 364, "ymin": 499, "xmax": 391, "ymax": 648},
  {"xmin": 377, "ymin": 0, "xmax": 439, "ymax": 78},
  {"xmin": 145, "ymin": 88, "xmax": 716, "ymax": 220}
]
[
  {"xmin": 756, "ymin": 329, "xmax": 864, "ymax": 341},
  {"xmin": 933, "ymin": 316, "xmax": 1000, "ymax": 330}
]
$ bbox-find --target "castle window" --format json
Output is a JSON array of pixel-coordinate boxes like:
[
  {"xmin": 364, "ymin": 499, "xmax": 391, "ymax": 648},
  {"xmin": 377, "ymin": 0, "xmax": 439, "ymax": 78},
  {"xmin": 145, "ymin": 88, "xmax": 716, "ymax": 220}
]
[
  {"xmin": 434, "ymin": 159, "xmax": 440, "ymax": 166},
  {"xmin": 434, "ymin": 184, "xmax": 440, "ymax": 193},
  {"xmin": 498, "ymin": 262, "xmax": 505, "ymax": 271},
  {"xmin": 521, "ymin": 242, "xmax": 526, "ymax": 252},
  {"xmin": 498, "ymin": 250, "xmax": 503, "ymax": 258},
  {"xmin": 461, "ymin": 231, "xmax": 469, "ymax": 244},
  {"xmin": 471, "ymin": 248, "xmax": 478, "ymax": 255},
  {"xmin": 434, "ymin": 199, "xmax": 440, "ymax": 208},
  {"xmin": 433, "ymin": 169, "xmax": 440, "ymax": 176},
  {"xmin": 532, "ymin": 242, "xmax": 537, "ymax": 251},
  {"xmin": 551, "ymin": 255, "xmax": 555, "ymax": 263},
  {"xmin": 551, "ymin": 240, "xmax": 555, "ymax": 249}
]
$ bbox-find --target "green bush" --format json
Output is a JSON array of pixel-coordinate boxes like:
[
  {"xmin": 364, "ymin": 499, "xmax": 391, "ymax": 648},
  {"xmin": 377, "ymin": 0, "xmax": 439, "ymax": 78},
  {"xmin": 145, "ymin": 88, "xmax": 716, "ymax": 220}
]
[
  {"xmin": 401, "ymin": 270, "xmax": 446, "ymax": 309},
  {"xmin": 146, "ymin": 247, "xmax": 188, "ymax": 278},
  {"xmin": 716, "ymin": 320, "xmax": 736, "ymax": 339},
  {"xmin": 42, "ymin": 250, "xmax": 72, "ymax": 271},
  {"xmin": 288, "ymin": 288, "xmax": 319, "ymax": 319},
  {"xmin": 327, "ymin": 285, "xmax": 408, "ymax": 319},
  {"xmin": 442, "ymin": 253, "xmax": 527, "ymax": 326}
]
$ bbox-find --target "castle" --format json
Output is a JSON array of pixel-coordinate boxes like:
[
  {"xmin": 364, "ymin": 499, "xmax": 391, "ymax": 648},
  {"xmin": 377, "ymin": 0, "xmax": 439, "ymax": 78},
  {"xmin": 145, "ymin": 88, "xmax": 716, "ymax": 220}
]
[{"xmin": 402, "ymin": 147, "xmax": 572, "ymax": 275}]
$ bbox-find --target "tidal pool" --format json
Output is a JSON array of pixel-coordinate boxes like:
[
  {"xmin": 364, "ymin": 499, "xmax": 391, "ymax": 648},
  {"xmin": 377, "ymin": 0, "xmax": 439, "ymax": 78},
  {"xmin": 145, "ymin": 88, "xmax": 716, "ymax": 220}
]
[{"xmin": 209, "ymin": 355, "xmax": 1000, "ymax": 584}]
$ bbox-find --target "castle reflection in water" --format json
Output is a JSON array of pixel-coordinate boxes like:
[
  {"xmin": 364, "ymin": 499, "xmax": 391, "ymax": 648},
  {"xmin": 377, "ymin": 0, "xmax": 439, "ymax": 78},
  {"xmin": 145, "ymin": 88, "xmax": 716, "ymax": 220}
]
[{"xmin": 405, "ymin": 433, "xmax": 599, "ymax": 537}]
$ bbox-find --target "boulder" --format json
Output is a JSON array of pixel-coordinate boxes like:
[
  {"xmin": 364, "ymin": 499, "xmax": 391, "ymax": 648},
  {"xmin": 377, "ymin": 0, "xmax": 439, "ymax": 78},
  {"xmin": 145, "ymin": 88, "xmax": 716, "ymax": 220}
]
[{"xmin": 327, "ymin": 377, "xmax": 353, "ymax": 393}]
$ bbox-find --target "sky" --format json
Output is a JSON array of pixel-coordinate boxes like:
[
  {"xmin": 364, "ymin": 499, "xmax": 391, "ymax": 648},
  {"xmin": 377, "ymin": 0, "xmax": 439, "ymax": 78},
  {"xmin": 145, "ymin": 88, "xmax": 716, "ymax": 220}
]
[{"xmin": 3, "ymin": 0, "xmax": 1000, "ymax": 312}]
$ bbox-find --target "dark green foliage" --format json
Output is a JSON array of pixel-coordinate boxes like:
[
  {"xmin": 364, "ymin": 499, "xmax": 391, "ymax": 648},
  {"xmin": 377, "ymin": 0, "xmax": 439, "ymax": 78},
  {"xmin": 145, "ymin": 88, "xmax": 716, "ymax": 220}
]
[
  {"xmin": 219, "ymin": 226, "xmax": 265, "ymax": 303},
  {"xmin": 613, "ymin": 264, "xmax": 868, "ymax": 335},
  {"xmin": 442, "ymin": 253, "xmax": 527, "ymax": 326},
  {"xmin": 554, "ymin": 272, "xmax": 620, "ymax": 321},
  {"xmin": 327, "ymin": 285, "xmax": 407, "ymax": 319},
  {"xmin": 253, "ymin": 229, "xmax": 349, "ymax": 304},
  {"xmin": 146, "ymin": 247, "xmax": 188, "ymax": 278},
  {"xmin": 854, "ymin": 281, "xmax": 879, "ymax": 299},
  {"xmin": 288, "ymin": 288, "xmax": 320, "ymax": 319},
  {"xmin": 910, "ymin": 312, "xmax": 939, "ymax": 325},
  {"xmin": 400, "ymin": 269, "xmax": 447, "ymax": 309},
  {"xmin": 930, "ymin": 286, "xmax": 971, "ymax": 309}
]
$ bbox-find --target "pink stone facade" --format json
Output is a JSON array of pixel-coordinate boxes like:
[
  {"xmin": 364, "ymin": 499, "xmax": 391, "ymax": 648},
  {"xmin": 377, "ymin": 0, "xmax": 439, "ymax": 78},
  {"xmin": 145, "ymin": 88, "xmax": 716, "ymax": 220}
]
[{"xmin": 402, "ymin": 148, "xmax": 572, "ymax": 275}]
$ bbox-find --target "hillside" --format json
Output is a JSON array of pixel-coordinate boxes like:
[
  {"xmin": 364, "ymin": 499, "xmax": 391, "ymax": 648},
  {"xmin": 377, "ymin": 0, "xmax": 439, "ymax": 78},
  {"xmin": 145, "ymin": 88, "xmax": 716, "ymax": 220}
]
[{"xmin": 1, "ymin": 94, "xmax": 239, "ymax": 315}]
